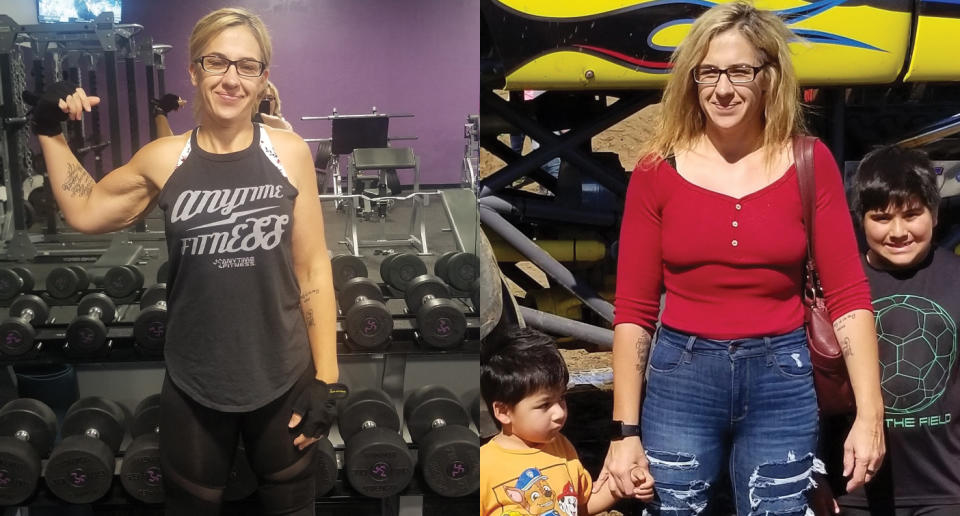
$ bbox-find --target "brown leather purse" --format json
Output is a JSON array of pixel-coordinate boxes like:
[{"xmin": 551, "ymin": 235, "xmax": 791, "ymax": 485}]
[{"xmin": 794, "ymin": 135, "xmax": 856, "ymax": 415}]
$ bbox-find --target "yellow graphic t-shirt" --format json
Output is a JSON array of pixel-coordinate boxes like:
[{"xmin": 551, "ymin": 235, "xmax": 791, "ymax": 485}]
[{"xmin": 480, "ymin": 435, "xmax": 592, "ymax": 516}]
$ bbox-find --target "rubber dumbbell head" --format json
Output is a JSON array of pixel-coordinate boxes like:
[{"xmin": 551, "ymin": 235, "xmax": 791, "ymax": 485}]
[
  {"xmin": 45, "ymin": 265, "xmax": 89, "ymax": 299},
  {"xmin": 435, "ymin": 252, "xmax": 479, "ymax": 292},
  {"xmin": 338, "ymin": 277, "xmax": 393, "ymax": 350},
  {"xmin": 404, "ymin": 275, "xmax": 467, "ymax": 349},
  {"xmin": 101, "ymin": 265, "xmax": 144, "ymax": 299},
  {"xmin": 134, "ymin": 284, "xmax": 167, "ymax": 357},
  {"xmin": 65, "ymin": 293, "xmax": 116, "ymax": 355},
  {"xmin": 0, "ymin": 267, "xmax": 35, "ymax": 302},
  {"xmin": 403, "ymin": 385, "xmax": 479, "ymax": 497},
  {"xmin": 331, "ymin": 255, "xmax": 368, "ymax": 290},
  {"xmin": 0, "ymin": 398, "xmax": 57, "ymax": 505},
  {"xmin": 314, "ymin": 437, "xmax": 338, "ymax": 497},
  {"xmin": 380, "ymin": 253, "xmax": 427, "ymax": 291},
  {"xmin": 0, "ymin": 295, "xmax": 49, "ymax": 357},
  {"xmin": 120, "ymin": 394, "xmax": 163, "ymax": 504},
  {"xmin": 338, "ymin": 389, "xmax": 413, "ymax": 498},
  {"xmin": 46, "ymin": 397, "xmax": 126, "ymax": 504}
]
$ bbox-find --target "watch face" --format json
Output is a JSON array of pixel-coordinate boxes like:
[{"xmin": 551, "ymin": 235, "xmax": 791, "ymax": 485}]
[{"xmin": 610, "ymin": 420, "xmax": 640, "ymax": 437}]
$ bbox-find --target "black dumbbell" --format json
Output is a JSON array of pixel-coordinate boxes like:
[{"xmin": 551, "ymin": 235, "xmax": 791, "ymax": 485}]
[
  {"xmin": 0, "ymin": 295, "xmax": 50, "ymax": 357},
  {"xmin": 0, "ymin": 398, "xmax": 57, "ymax": 505},
  {"xmin": 314, "ymin": 437, "xmax": 338, "ymax": 497},
  {"xmin": 403, "ymin": 275, "xmax": 467, "ymax": 349},
  {"xmin": 403, "ymin": 385, "xmax": 479, "ymax": 497},
  {"xmin": 134, "ymin": 284, "xmax": 167, "ymax": 357},
  {"xmin": 224, "ymin": 443, "xmax": 257, "ymax": 501},
  {"xmin": 65, "ymin": 293, "xmax": 117, "ymax": 356},
  {"xmin": 471, "ymin": 396, "xmax": 497, "ymax": 441},
  {"xmin": 379, "ymin": 253, "xmax": 427, "ymax": 291},
  {"xmin": 98, "ymin": 265, "xmax": 144, "ymax": 299},
  {"xmin": 338, "ymin": 389, "xmax": 413, "ymax": 498},
  {"xmin": 120, "ymin": 394, "xmax": 163, "ymax": 504},
  {"xmin": 331, "ymin": 254, "xmax": 368, "ymax": 290},
  {"xmin": 156, "ymin": 261, "xmax": 169, "ymax": 284},
  {"xmin": 338, "ymin": 277, "xmax": 393, "ymax": 350},
  {"xmin": 0, "ymin": 267, "xmax": 35, "ymax": 303},
  {"xmin": 46, "ymin": 397, "xmax": 127, "ymax": 504},
  {"xmin": 45, "ymin": 265, "xmax": 90, "ymax": 300},
  {"xmin": 434, "ymin": 251, "xmax": 480, "ymax": 292}
]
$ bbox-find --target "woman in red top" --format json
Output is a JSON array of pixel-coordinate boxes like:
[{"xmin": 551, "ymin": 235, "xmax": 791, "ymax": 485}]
[{"xmin": 594, "ymin": 3, "xmax": 885, "ymax": 513}]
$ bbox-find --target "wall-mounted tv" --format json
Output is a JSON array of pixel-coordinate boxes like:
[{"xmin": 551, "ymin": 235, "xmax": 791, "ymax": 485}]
[{"xmin": 37, "ymin": 0, "xmax": 122, "ymax": 23}]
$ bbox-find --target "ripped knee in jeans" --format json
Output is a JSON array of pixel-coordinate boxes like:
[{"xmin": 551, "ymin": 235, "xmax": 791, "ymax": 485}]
[
  {"xmin": 645, "ymin": 449, "xmax": 709, "ymax": 515},
  {"xmin": 747, "ymin": 452, "xmax": 825, "ymax": 516}
]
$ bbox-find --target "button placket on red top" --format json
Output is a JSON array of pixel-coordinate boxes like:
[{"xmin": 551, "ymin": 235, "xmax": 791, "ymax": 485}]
[{"xmin": 731, "ymin": 202, "xmax": 742, "ymax": 247}]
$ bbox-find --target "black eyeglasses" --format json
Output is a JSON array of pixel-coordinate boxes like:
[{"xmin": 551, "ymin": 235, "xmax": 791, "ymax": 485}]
[
  {"xmin": 692, "ymin": 64, "xmax": 767, "ymax": 84},
  {"xmin": 195, "ymin": 55, "xmax": 266, "ymax": 77}
]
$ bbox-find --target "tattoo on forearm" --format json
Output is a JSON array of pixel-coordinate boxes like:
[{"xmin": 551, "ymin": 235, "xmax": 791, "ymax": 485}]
[
  {"xmin": 833, "ymin": 312, "xmax": 857, "ymax": 332},
  {"xmin": 300, "ymin": 288, "xmax": 320, "ymax": 302},
  {"xmin": 304, "ymin": 308, "xmax": 315, "ymax": 328},
  {"xmin": 61, "ymin": 162, "xmax": 93, "ymax": 199},
  {"xmin": 841, "ymin": 336, "xmax": 854, "ymax": 358},
  {"xmin": 635, "ymin": 333, "xmax": 651, "ymax": 373}
]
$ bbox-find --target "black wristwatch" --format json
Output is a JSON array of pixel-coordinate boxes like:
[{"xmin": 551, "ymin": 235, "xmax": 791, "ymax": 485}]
[{"xmin": 610, "ymin": 420, "xmax": 641, "ymax": 439}]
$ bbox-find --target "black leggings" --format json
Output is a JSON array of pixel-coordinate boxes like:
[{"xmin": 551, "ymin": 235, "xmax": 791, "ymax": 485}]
[{"xmin": 158, "ymin": 368, "xmax": 316, "ymax": 515}]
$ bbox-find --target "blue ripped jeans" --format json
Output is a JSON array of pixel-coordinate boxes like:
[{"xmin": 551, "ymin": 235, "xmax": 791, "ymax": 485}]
[{"xmin": 641, "ymin": 326, "xmax": 821, "ymax": 516}]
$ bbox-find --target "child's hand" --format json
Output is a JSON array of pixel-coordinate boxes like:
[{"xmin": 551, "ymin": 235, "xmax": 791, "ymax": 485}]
[{"xmin": 630, "ymin": 465, "xmax": 655, "ymax": 502}]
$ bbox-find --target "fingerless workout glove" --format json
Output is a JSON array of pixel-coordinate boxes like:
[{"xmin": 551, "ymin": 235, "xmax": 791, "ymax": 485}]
[
  {"xmin": 291, "ymin": 380, "xmax": 348, "ymax": 438},
  {"xmin": 24, "ymin": 81, "xmax": 77, "ymax": 136},
  {"xmin": 152, "ymin": 93, "xmax": 182, "ymax": 116}
]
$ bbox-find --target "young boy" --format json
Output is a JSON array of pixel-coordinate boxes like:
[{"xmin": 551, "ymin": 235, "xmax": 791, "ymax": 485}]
[
  {"xmin": 823, "ymin": 144, "xmax": 960, "ymax": 514},
  {"xmin": 480, "ymin": 326, "xmax": 654, "ymax": 516}
]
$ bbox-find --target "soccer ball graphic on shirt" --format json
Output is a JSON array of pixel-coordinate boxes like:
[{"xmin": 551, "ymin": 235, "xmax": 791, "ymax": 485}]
[{"xmin": 875, "ymin": 295, "xmax": 957, "ymax": 415}]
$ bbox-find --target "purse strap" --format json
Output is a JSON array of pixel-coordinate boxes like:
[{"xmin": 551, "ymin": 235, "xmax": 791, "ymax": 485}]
[{"xmin": 793, "ymin": 134, "xmax": 821, "ymax": 301}]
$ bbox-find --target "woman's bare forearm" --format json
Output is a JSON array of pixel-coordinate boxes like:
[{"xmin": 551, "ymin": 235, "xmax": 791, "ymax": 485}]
[
  {"xmin": 612, "ymin": 323, "xmax": 652, "ymax": 424},
  {"xmin": 832, "ymin": 309, "xmax": 883, "ymax": 418}
]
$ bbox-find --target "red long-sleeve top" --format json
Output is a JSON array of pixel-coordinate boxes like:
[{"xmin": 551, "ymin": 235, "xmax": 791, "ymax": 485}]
[{"xmin": 613, "ymin": 140, "xmax": 872, "ymax": 339}]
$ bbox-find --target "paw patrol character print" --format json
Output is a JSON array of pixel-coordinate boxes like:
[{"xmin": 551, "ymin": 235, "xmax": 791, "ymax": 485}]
[
  {"xmin": 555, "ymin": 482, "xmax": 578, "ymax": 516},
  {"xmin": 503, "ymin": 468, "xmax": 561, "ymax": 516}
]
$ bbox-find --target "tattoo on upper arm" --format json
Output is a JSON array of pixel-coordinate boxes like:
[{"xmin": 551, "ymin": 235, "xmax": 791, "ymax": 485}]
[
  {"xmin": 833, "ymin": 312, "xmax": 856, "ymax": 333},
  {"xmin": 635, "ymin": 333, "xmax": 651, "ymax": 373},
  {"xmin": 841, "ymin": 336, "xmax": 854, "ymax": 358},
  {"xmin": 61, "ymin": 162, "xmax": 93, "ymax": 199},
  {"xmin": 304, "ymin": 308, "xmax": 315, "ymax": 328}
]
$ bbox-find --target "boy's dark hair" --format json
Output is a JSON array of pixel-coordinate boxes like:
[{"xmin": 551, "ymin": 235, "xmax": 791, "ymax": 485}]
[
  {"xmin": 851, "ymin": 145, "xmax": 940, "ymax": 221},
  {"xmin": 480, "ymin": 326, "xmax": 569, "ymax": 426}
]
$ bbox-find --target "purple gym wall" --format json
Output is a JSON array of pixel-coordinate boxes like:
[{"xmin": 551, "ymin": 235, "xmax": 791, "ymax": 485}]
[{"xmin": 111, "ymin": 0, "xmax": 478, "ymax": 185}]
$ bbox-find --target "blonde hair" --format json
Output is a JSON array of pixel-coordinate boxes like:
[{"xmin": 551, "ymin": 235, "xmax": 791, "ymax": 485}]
[
  {"xmin": 640, "ymin": 1, "xmax": 805, "ymax": 165},
  {"xmin": 188, "ymin": 7, "xmax": 272, "ymax": 119},
  {"xmin": 254, "ymin": 80, "xmax": 282, "ymax": 118}
]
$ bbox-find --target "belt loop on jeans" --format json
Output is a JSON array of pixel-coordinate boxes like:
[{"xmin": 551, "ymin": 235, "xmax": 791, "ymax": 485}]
[
  {"xmin": 764, "ymin": 336, "xmax": 774, "ymax": 366},
  {"xmin": 682, "ymin": 334, "xmax": 696, "ymax": 363}
]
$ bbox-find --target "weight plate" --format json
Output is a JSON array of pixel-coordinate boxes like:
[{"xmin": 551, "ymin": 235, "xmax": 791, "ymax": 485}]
[
  {"xmin": 45, "ymin": 435, "xmax": 115, "ymax": 504},
  {"xmin": 445, "ymin": 252, "xmax": 479, "ymax": 292},
  {"xmin": 62, "ymin": 397, "xmax": 126, "ymax": 453},
  {"xmin": 382, "ymin": 254, "xmax": 426, "ymax": 291},
  {"xmin": 345, "ymin": 302, "xmax": 393, "ymax": 351},
  {"xmin": 134, "ymin": 307, "xmax": 166, "ymax": 357},
  {"xmin": 404, "ymin": 275, "xmax": 448, "ymax": 314},
  {"xmin": 119, "ymin": 434, "xmax": 163, "ymax": 503},
  {"xmin": 418, "ymin": 300, "xmax": 467, "ymax": 349},
  {"xmin": 0, "ymin": 437, "xmax": 41, "ymax": 505},
  {"xmin": 338, "ymin": 277, "xmax": 383, "ymax": 311},
  {"xmin": 338, "ymin": 389, "xmax": 399, "ymax": 444},
  {"xmin": 46, "ymin": 266, "xmax": 83, "ymax": 299},
  {"xmin": 104, "ymin": 266, "xmax": 142, "ymax": 299},
  {"xmin": 433, "ymin": 251, "xmax": 458, "ymax": 281},
  {"xmin": 131, "ymin": 395, "xmax": 161, "ymax": 438},
  {"xmin": 343, "ymin": 428, "xmax": 412, "ymax": 498},
  {"xmin": 419, "ymin": 425, "xmax": 479, "ymax": 497},
  {"xmin": 139, "ymin": 284, "xmax": 166, "ymax": 310},
  {"xmin": 66, "ymin": 318, "xmax": 108, "ymax": 355},
  {"xmin": 315, "ymin": 437, "xmax": 337, "ymax": 497},
  {"xmin": 0, "ymin": 320, "xmax": 36, "ymax": 357},
  {"xmin": 0, "ymin": 269, "xmax": 25, "ymax": 301},
  {"xmin": 403, "ymin": 385, "xmax": 468, "ymax": 444},
  {"xmin": 331, "ymin": 255, "xmax": 368, "ymax": 290},
  {"xmin": 0, "ymin": 398, "xmax": 57, "ymax": 456}
]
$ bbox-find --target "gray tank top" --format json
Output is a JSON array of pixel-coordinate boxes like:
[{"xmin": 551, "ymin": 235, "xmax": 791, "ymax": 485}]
[{"xmin": 157, "ymin": 123, "xmax": 309, "ymax": 412}]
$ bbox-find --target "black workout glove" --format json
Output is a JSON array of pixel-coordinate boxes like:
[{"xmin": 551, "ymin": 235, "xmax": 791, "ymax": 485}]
[
  {"xmin": 23, "ymin": 81, "xmax": 77, "ymax": 136},
  {"xmin": 152, "ymin": 93, "xmax": 182, "ymax": 116},
  {"xmin": 291, "ymin": 380, "xmax": 348, "ymax": 438}
]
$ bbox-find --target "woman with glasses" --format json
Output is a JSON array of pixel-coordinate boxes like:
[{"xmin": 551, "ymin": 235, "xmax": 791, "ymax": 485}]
[
  {"xmin": 254, "ymin": 80, "xmax": 294, "ymax": 131},
  {"xmin": 595, "ymin": 3, "xmax": 886, "ymax": 513},
  {"xmin": 31, "ymin": 8, "xmax": 336, "ymax": 515}
]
